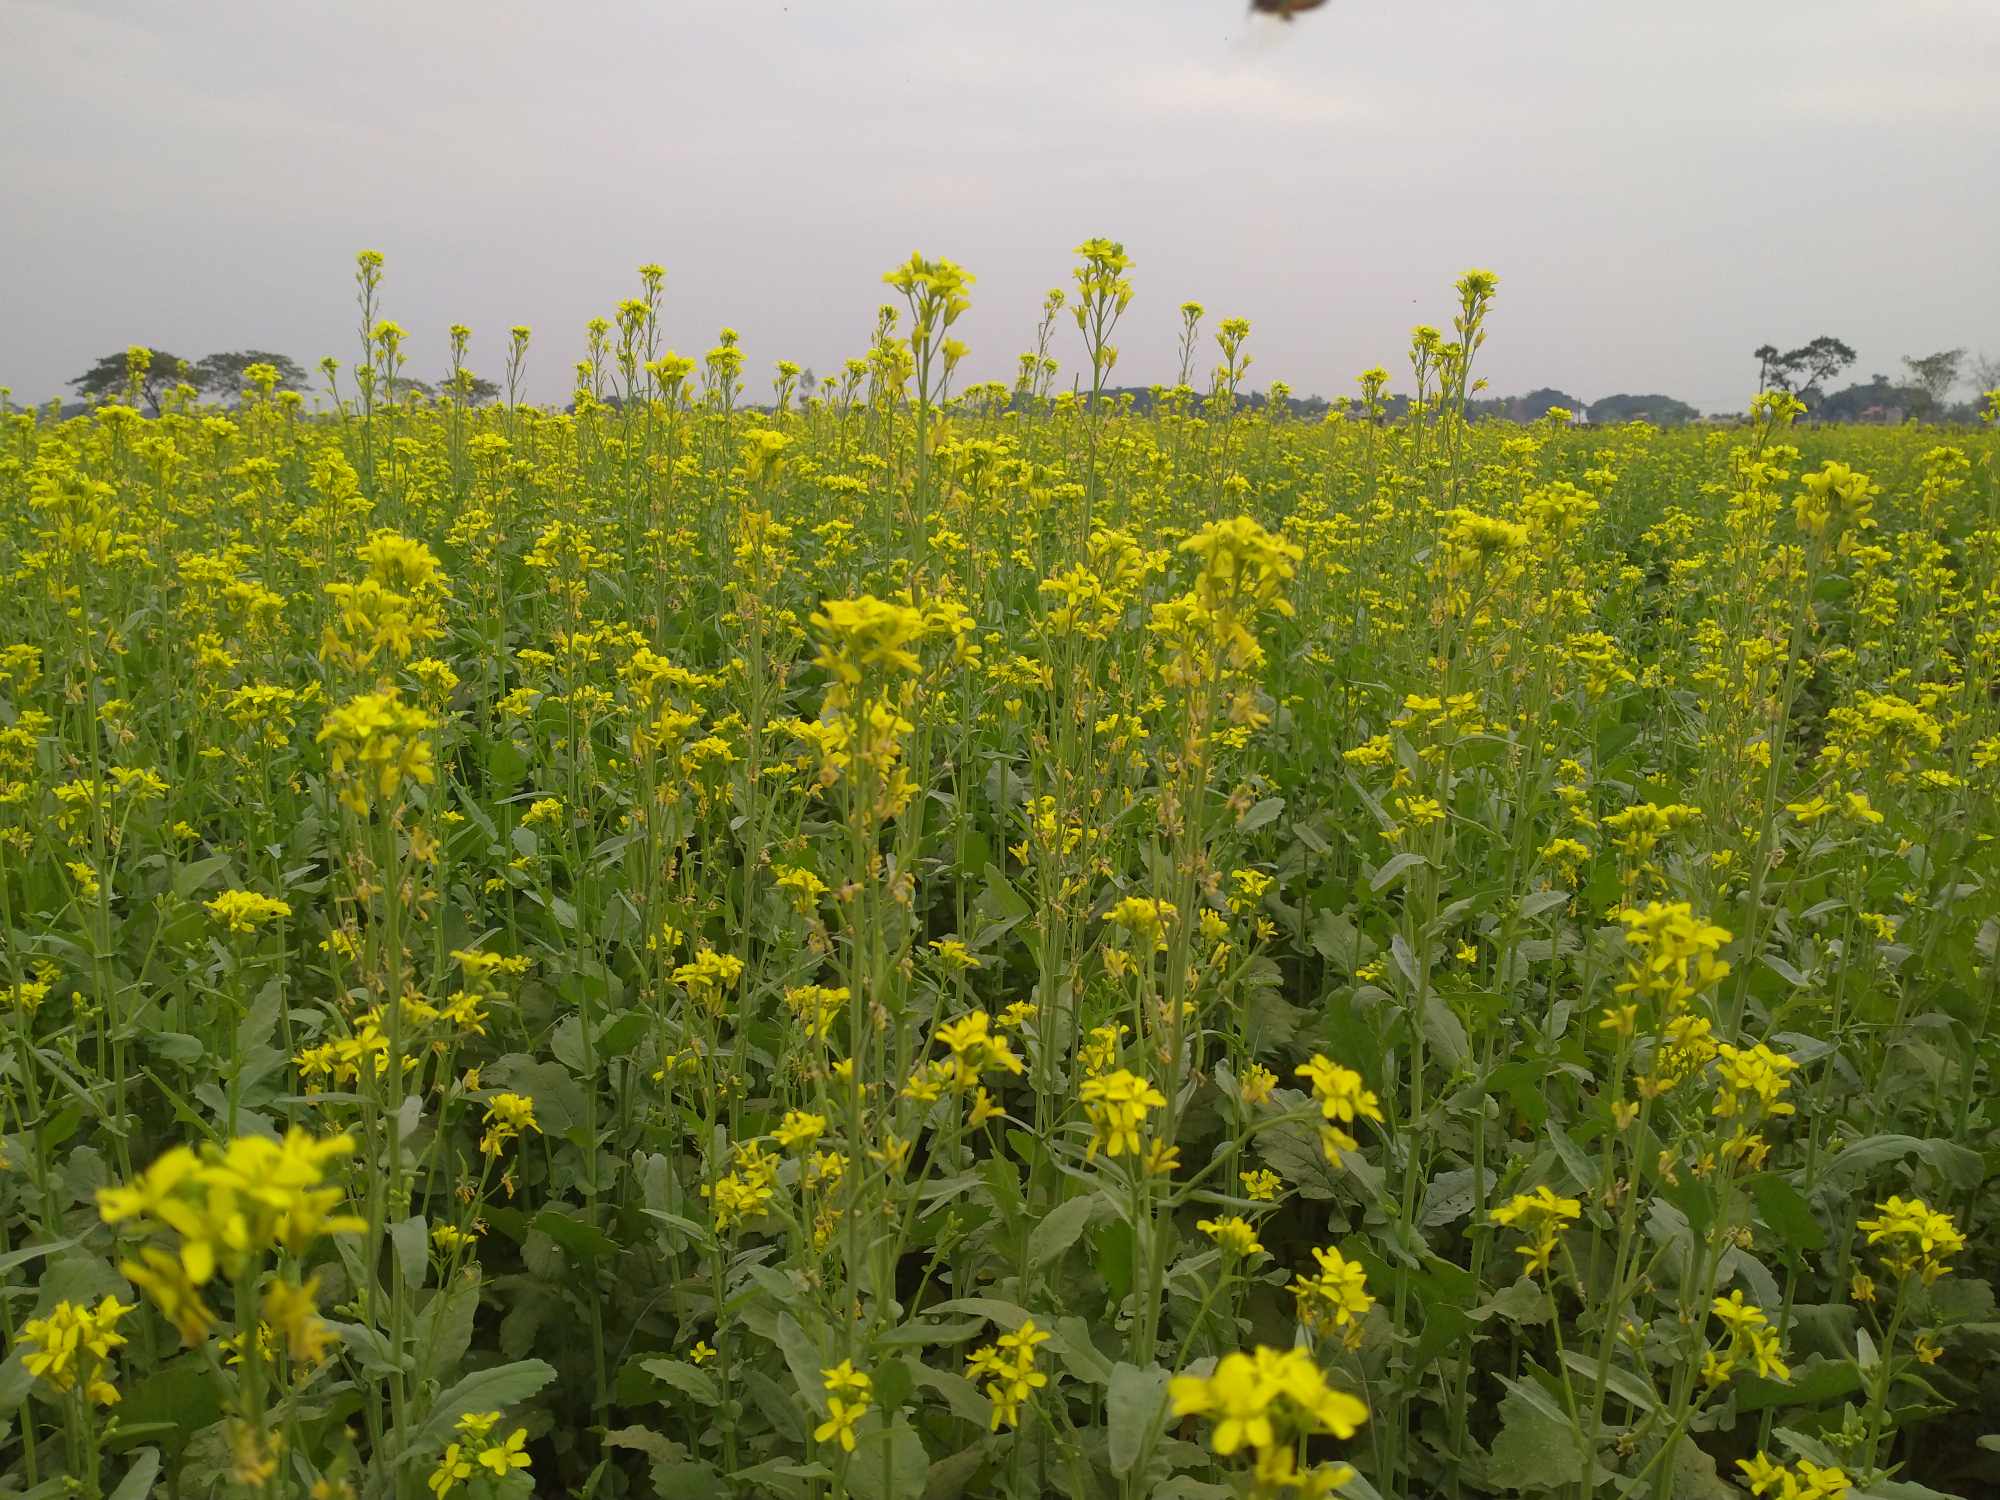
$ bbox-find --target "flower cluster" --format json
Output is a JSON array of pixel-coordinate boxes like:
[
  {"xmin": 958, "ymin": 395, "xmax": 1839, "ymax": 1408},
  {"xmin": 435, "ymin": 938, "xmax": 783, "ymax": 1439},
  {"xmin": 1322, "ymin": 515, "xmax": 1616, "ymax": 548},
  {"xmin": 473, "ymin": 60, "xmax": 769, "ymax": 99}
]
[
  {"xmin": 96, "ymin": 1131, "xmax": 364, "ymax": 1343},
  {"xmin": 1489, "ymin": 1186, "xmax": 1582, "ymax": 1276},
  {"xmin": 1295, "ymin": 1054, "xmax": 1384, "ymax": 1161},
  {"xmin": 316, "ymin": 688, "xmax": 438, "ymax": 814},
  {"xmin": 964, "ymin": 1318, "xmax": 1051, "ymax": 1429},
  {"xmin": 1294, "ymin": 1246, "xmax": 1373, "ymax": 1347},
  {"xmin": 1703, "ymin": 1291, "xmax": 1789, "ymax": 1386},
  {"xmin": 1856, "ymin": 1196, "xmax": 1965, "ymax": 1284},
  {"xmin": 1614, "ymin": 902, "xmax": 1732, "ymax": 1012},
  {"xmin": 1170, "ymin": 1347, "xmax": 1366, "ymax": 1494},
  {"xmin": 1735, "ymin": 1453, "xmax": 1851, "ymax": 1500},
  {"xmin": 20, "ymin": 1297, "xmax": 132, "ymax": 1406},
  {"xmin": 203, "ymin": 888, "xmax": 293, "ymax": 933},
  {"xmin": 813, "ymin": 1360, "xmax": 872, "ymax": 1453},
  {"xmin": 1078, "ymin": 1068, "xmax": 1168, "ymax": 1160},
  {"xmin": 428, "ymin": 1410, "xmax": 532, "ymax": 1497},
  {"xmin": 479, "ymin": 1093, "xmax": 540, "ymax": 1160}
]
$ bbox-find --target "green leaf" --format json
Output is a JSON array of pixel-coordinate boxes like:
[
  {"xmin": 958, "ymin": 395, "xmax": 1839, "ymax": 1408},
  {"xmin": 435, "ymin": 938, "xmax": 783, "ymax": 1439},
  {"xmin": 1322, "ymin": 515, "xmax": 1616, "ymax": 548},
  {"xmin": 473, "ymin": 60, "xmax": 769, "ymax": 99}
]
[
  {"xmin": 1151, "ymin": 1482, "xmax": 1235, "ymax": 1500},
  {"xmin": 96, "ymin": 1352, "xmax": 218, "ymax": 1459},
  {"xmin": 1238, "ymin": 796, "xmax": 1284, "ymax": 833},
  {"xmin": 1106, "ymin": 1362, "xmax": 1170, "ymax": 1476},
  {"xmin": 908, "ymin": 1363, "xmax": 990, "ymax": 1427},
  {"xmin": 1422, "ymin": 996, "xmax": 1470, "ymax": 1069},
  {"xmin": 530, "ymin": 1207, "xmax": 620, "ymax": 1261},
  {"xmin": 1308, "ymin": 909, "xmax": 1367, "ymax": 967},
  {"xmin": 845, "ymin": 1417, "xmax": 929, "ymax": 1500},
  {"xmin": 602, "ymin": 1426, "xmax": 692, "ymax": 1496},
  {"xmin": 1424, "ymin": 1168, "xmax": 1504, "ymax": 1224},
  {"xmin": 1558, "ymin": 1350, "xmax": 1657, "ymax": 1412},
  {"xmin": 736, "ymin": 1459, "xmax": 833, "ymax": 1498},
  {"xmin": 640, "ymin": 1207, "xmax": 714, "ymax": 1248},
  {"xmin": 176, "ymin": 1422, "xmax": 233, "ymax": 1500},
  {"xmin": 1761, "ymin": 953, "xmax": 1808, "ymax": 988},
  {"xmin": 977, "ymin": 863, "xmax": 1031, "ymax": 924},
  {"xmin": 650, "ymin": 1459, "xmax": 725, "ymax": 1497},
  {"xmin": 1520, "ymin": 889, "xmax": 1571, "ymax": 920},
  {"xmin": 551, "ymin": 1013, "xmax": 589, "ymax": 1073},
  {"xmin": 599, "ymin": 1010, "xmax": 650, "ymax": 1056},
  {"xmin": 1487, "ymin": 1381, "xmax": 1586, "ymax": 1492},
  {"xmin": 171, "ymin": 854, "xmax": 233, "ymax": 898},
  {"xmin": 1470, "ymin": 1275, "xmax": 1553, "ymax": 1327},
  {"xmin": 331, "ymin": 1320, "xmax": 405, "ymax": 1379},
  {"xmin": 31, "ymin": 1249, "xmax": 126, "ymax": 1317},
  {"xmin": 405, "ymin": 1359, "xmax": 556, "ymax": 1463},
  {"xmin": 1747, "ymin": 1173, "xmax": 1826, "ymax": 1254},
  {"xmin": 1665, "ymin": 1439, "xmax": 1737, "ymax": 1500},
  {"xmin": 1409, "ymin": 1304, "xmax": 1474, "ymax": 1379},
  {"xmin": 1923, "ymin": 1275, "xmax": 1992, "ymax": 1324},
  {"xmin": 1855, "ymin": 1326, "xmax": 1879, "ymax": 1370},
  {"xmin": 770, "ymin": 1312, "xmax": 827, "ymax": 1407},
  {"xmin": 1825, "ymin": 1134, "xmax": 1984, "ymax": 1193},
  {"xmin": 107, "ymin": 1447, "xmax": 160, "ymax": 1500},
  {"xmin": 1735, "ymin": 1355, "xmax": 1860, "ymax": 1414},
  {"xmin": 102, "ymin": 1424, "xmax": 181, "ymax": 1457},
  {"xmin": 391, "ymin": 1214, "xmax": 428, "ymax": 1292},
  {"xmin": 0, "ymin": 1352, "xmax": 31, "ymax": 1409},
  {"xmin": 484, "ymin": 739, "xmax": 528, "ymax": 790},
  {"xmin": 415, "ymin": 1276, "xmax": 481, "ymax": 1388},
  {"xmin": 872, "ymin": 1355, "xmax": 917, "ymax": 1417},
  {"xmin": 642, "ymin": 1358, "xmax": 722, "ymax": 1406},
  {"xmin": 877, "ymin": 1317, "xmax": 988, "ymax": 1347},
  {"xmin": 1048, "ymin": 1315, "xmax": 1113, "ymax": 1386},
  {"xmin": 1255, "ymin": 1107, "xmax": 1348, "ymax": 1201},
  {"xmin": 921, "ymin": 1438, "xmax": 994, "ymax": 1500},
  {"xmin": 1370, "ymin": 851, "xmax": 1428, "ymax": 893},
  {"xmin": 926, "ymin": 1297, "xmax": 1030, "ymax": 1327},
  {"xmin": 1028, "ymin": 1191, "xmax": 1100, "ymax": 1270},
  {"xmin": 741, "ymin": 1372, "xmax": 810, "ymax": 1446}
]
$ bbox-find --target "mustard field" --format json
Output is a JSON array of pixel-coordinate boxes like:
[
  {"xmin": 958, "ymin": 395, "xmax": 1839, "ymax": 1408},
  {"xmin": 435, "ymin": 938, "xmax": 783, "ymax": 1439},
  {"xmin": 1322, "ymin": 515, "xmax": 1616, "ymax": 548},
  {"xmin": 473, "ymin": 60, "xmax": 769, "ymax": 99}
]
[{"xmin": 5, "ymin": 249, "xmax": 2000, "ymax": 1500}]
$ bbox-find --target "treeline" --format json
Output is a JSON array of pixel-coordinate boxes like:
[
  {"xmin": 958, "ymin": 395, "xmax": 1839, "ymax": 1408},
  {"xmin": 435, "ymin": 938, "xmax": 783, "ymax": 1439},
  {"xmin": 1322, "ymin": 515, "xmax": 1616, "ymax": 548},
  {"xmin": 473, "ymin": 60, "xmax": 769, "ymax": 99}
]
[
  {"xmin": 58, "ymin": 347, "xmax": 499, "ymax": 416},
  {"xmin": 44, "ymin": 343, "xmax": 1995, "ymax": 427}
]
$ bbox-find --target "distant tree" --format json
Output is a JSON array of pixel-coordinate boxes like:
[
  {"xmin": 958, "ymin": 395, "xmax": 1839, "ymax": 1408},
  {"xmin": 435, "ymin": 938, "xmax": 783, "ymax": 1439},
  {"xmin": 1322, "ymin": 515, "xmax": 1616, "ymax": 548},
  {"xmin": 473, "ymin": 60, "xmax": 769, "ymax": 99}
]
[
  {"xmin": 1587, "ymin": 393, "xmax": 1699, "ymax": 426},
  {"xmin": 1817, "ymin": 375, "xmax": 1921, "ymax": 423},
  {"xmin": 1755, "ymin": 337, "xmax": 1856, "ymax": 401},
  {"xmin": 1901, "ymin": 348, "xmax": 1966, "ymax": 411},
  {"xmin": 1787, "ymin": 336, "xmax": 1856, "ymax": 400},
  {"xmin": 68, "ymin": 347, "xmax": 191, "ymax": 415},
  {"xmin": 1516, "ymin": 387, "xmax": 1582, "ymax": 420},
  {"xmin": 1464, "ymin": 388, "xmax": 1578, "ymax": 422},
  {"xmin": 193, "ymin": 350, "xmax": 309, "ymax": 402},
  {"xmin": 439, "ymin": 370, "xmax": 501, "ymax": 406}
]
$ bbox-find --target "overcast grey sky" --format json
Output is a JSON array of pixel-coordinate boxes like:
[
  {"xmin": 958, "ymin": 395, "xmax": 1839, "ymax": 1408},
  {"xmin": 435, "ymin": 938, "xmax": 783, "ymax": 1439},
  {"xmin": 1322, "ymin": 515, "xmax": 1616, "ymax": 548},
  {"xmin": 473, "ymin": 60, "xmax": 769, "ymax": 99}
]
[{"xmin": 3, "ymin": 0, "xmax": 1996, "ymax": 411}]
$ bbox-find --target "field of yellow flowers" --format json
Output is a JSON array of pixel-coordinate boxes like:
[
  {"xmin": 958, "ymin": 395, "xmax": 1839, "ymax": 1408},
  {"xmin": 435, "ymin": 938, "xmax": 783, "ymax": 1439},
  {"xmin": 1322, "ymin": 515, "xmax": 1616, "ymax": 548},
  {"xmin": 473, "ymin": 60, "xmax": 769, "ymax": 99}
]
[{"xmin": 4, "ymin": 247, "xmax": 2000, "ymax": 1500}]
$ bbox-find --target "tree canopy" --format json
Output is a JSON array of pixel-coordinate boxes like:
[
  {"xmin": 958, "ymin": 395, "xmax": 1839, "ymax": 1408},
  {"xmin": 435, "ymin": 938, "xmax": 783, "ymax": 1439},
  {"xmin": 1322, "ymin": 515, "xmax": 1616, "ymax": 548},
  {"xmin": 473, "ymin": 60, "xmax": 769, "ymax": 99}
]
[
  {"xmin": 68, "ymin": 347, "xmax": 192, "ymax": 415},
  {"xmin": 1587, "ymin": 392, "xmax": 1699, "ymax": 426},
  {"xmin": 71, "ymin": 346, "xmax": 315, "ymax": 413},
  {"xmin": 192, "ymin": 350, "xmax": 309, "ymax": 402},
  {"xmin": 1901, "ymin": 348, "xmax": 1966, "ymax": 411},
  {"xmin": 1754, "ymin": 336, "xmax": 1856, "ymax": 400},
  {"xmin": 1814, "ymin": 375, "xmax": 1923, "ymax": 422}
]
